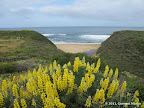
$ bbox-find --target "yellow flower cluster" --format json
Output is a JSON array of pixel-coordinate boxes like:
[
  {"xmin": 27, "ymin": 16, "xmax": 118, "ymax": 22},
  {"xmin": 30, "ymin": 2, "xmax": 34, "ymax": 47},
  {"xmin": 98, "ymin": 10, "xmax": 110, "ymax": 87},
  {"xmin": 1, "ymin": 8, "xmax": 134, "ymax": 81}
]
[
  {"xmin": 67, "ymin": 61, "xmax": 71, "ymax": 66},
  {"xmin": 114, "ymin": 68, "xmax": 118, "ymax": 80},
  {"xmin": 14, "ymin": 99, "xmax": 20, "ymax": 108},
  {"xmin": 141, "ymin": 102, "xmax": 144, "ymax": 108},
  {"xmin": 93, "ymin": 89, "xmax": 105, "ymax": 104},
  {"xmin": 107, "ymin": 79, "xmax": 119, "ymax": 98},
  {"xmin": 120, "ymin": 81, "xmax": 127, "ymax": 97},
  {"xmin": 85, "ymin": 74, "xmax": 95, "ymax": 88},
  {"xmin": 108, "ymin": 69, "xmax": 113, "ymax": 78},
  {"xmin": 85, "ymin": 96, "xmax": 91, "ymax": 107},
  {"xmin": 121, "ymin": 81, "xmax": 127, "ymax": 93},
  {"xmin": 66, "ymin": 71, "xmax": 75, "ymax": 95},
  {"xmin": 12, "ymin": 84, "xmax": 19, "ymax": 98},
  {"xmin": 77, "ymin": 77, "xmax": 88, "ymax": 95},
  {"xmin": 21, "ymin": 98, "xmax": 27, "ymax": 108},
  {"xmin": 133, "ymin": 90, "xmax": 140, "ymax": 107},
  {"xmin": 2, "ymin": 80, "xmax": 8, "ymax": 97},
  {"xmin": 103, "ymin": 65, "xmax": 109, "ymax": 77},
  {"xmin": 101, "ymin": 77, "xmax": 109, "ymax": 91},
  {"xmin": 0, "ymin": 57, "xmax": 140, "ymax": 108},
  {"xmin": 0, "ymin": 92, "xmax": 4, "ymax": 107}
]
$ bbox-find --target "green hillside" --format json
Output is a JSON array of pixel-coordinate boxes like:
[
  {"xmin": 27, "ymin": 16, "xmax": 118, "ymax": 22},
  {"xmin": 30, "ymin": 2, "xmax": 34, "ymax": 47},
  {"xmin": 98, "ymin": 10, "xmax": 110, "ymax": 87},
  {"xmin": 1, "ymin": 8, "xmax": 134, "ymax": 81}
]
[
  {"xmin": 96, "ymin": 31, "xmax": 144, "ymax": 78},
  {"xmin": 0, "ymin": 30, "xmax": 64, "ymax": 74}
]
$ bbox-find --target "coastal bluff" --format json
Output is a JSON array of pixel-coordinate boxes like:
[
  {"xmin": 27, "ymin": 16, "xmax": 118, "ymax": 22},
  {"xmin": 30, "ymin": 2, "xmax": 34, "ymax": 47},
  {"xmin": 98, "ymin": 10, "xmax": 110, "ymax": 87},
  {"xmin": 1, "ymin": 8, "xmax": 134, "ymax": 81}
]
[
  {"xmin": 0, "ymin": 30, "xmax": 63, "ymax": 74},
  {"xmin": 96, "ymin": 31, "xmax": 144, "ymax": 78}
]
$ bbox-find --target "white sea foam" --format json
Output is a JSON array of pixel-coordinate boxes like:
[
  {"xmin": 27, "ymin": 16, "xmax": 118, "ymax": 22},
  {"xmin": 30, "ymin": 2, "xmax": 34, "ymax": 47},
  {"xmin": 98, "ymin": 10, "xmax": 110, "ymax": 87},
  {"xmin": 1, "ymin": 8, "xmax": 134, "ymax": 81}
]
[
  {"xmin": 52, "ymin": 41, "xmax": 101, "ymax": 44},
  {"xmin": 52, "ymin": 41, "xmax": 68, "ymax": 44},
  {"xmin": 80, "ymin": 35, "xmax": 110, "ymax": 39},
  {"xmin": 42, "ymin": 34, "xmax": 55, "ymax": 36},
  {"xmin": 58, "ymin": 34, "xmax": 67, "ymax": 36}
]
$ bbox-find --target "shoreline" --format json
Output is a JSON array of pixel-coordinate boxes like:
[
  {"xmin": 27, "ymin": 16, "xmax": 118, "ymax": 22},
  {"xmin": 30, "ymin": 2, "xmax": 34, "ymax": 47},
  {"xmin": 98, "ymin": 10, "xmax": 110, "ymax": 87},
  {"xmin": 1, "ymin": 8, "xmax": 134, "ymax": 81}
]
[
  {"xmin": 54, "ymin": 43, "xmax": 101, "ymax": 44},
  {"xmin": 55, "ymin": 43, "xmax": 101, "ymax": 54}
]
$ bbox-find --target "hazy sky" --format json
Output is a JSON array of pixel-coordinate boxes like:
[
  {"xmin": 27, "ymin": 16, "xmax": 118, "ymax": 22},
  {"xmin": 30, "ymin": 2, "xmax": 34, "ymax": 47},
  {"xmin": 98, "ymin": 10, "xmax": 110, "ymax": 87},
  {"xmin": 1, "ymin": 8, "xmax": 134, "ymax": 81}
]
[{"xmin": 0, "ymin": 0, "xmax": 144, "ymax": 28}]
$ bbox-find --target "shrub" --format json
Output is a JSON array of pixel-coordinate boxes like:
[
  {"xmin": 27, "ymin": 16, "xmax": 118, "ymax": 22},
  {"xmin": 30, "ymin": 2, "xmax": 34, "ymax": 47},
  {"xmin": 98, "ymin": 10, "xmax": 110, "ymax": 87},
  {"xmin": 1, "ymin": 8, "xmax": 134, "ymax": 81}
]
[{"xmin": 0, "ymin": 57, "xmax": 143, "ymax": 108}]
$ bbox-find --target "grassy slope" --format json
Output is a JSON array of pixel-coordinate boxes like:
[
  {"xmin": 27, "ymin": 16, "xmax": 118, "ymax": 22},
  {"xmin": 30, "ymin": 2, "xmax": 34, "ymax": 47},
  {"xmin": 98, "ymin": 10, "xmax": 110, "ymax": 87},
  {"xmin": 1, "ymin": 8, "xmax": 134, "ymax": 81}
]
[
  {"xmin": 96, "ymin": 31, "xmax": 144, "ymax": 78},
  {"xmin": 0, "ymin": 30, "xmax": 64, "ymax": 74}
]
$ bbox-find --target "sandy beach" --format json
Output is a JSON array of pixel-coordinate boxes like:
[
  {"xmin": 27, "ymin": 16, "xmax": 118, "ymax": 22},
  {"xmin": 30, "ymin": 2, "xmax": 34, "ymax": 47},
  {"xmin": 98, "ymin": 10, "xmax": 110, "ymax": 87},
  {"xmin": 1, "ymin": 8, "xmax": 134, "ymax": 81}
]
[{"xmin": 55, "ymin": 44, "xmax": 101, "ymax": 54}]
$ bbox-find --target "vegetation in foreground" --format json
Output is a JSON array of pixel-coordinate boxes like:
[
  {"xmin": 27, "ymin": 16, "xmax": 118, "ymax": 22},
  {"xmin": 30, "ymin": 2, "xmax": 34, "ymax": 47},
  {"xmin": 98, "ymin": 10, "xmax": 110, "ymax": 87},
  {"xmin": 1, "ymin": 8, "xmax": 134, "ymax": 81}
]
[
  {"xmin": 0, "ymin": 57, "xmax": 144, "ymax": 108},
  {"xmin": 97, "ymin": 31, "xmax": 144, "ymax": 78},
  {"xmin": 0, "ymin": 30, "xmax": 63, "ymax": 74}
]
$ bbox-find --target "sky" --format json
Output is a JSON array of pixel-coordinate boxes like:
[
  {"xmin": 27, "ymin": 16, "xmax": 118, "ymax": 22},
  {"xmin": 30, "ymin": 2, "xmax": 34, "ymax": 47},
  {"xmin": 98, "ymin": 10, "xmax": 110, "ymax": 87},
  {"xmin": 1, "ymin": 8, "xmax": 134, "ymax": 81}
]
[{"xmin": 0, "ymin": 0, "xmax": 144, "ymax": 28}]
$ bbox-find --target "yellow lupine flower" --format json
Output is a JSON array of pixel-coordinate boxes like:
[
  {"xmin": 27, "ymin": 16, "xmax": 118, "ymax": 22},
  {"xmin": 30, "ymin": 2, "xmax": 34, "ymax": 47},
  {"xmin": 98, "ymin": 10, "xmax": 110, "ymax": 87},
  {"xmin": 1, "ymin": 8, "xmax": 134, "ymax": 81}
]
[
  {"xmin": 32, "ymin": 86, "xmax": 37, "ymax": 96},
  {"xmin": 53, "ymin": 60, "xmax": 57, "ymax": 69},
  {"xmin": 32, "ymin": 98, "xmax": 36, "ymax": 107},
  {"xmin": 13, "ymin": 76, "xmax": 16, "ymax": 84},
  {"xmin": 96, "ymin": 58, "xmax": 101, "ymax": 68},
  {"xmin": 63, "ymin": 64, "xmax": 67, "ymax": 69},
  {"xmin": 56, "ymin": 67, "xmax": 62, "ymax": 77},
  {"xmin": 0, "ymin": 92, "xmax": 4, "ymax": 107},
  {"xmin": 66, "ymin": 71, "xmax": 74, "ymax": 95},
  {"xmin": 78, "ymin": 77, "xmax": 88, "ymax": 95},
  {"xmin": 20, "ymin": 98, "xmax": 27, "ymax": 108},
  {"xmin": 44, "ymin": 66, "xmax": 48, "ymax": 73},
  {"xmin": 85, "ymin": 96, "xmax": 91, "ymax": 108},
  {"xmin": 33, "ymin": 69, "xmax": 38, "ymax": 80},
  {"xmin": 88, "ymin": 74, "xmax": 95, "ymax": 88},
  {"xmin": 100, "ymin": 78, "xmax": 104, "ymax": 86},
  {"xmin": 108, "ymin": 69, "xmax": 113, "ymax": 78},
  {"xmin": 93, "ymin": 89, "xmax": 100, "ymax": 103},
  {"xmin": 134, "ymin": 98, "xmax": 139, "ymax": 103},
  {"xmin": 134, "ymin": 98, "xmax": 140, "ymax": 107},
  {"xmin": 114, "ymin": 79, "xmax": 119, "ymax": 92},
  {"xmin": 62, "ymin": 69, "xmax": 69, "ymax": 90},
  {"xmin": 103, "ymin": 65, "xmax": 109, "ymax": 77},
  {"xmin": 73, "ymin": 60, "xmax": 78, "ymax": 72},
  {"xmin": 67, "ymin": 61, "xmax": 71, "ymax": 66},
  {"xmin": 134, "ymin": 90, "xmax": 139, "ymax": 97},
  {"xmin": 26, "ymin": 82, "xmax": 32, "ymax": 93},
  {"xmin": 114, "ymin": 68, "xmax": 118, "ymax": 80},
  {"xmin": 44, "ymin": 97, "xmax": 55, "ymax": 108},
  {"xmin": 85, "ymin": 73, "xmax": 89, "ymax": 82},
  {"xmin": 99, "ymin": 89, "xmax": 105, "ymax": 104},
  {"xmin": 121, "ymin": 81, "xmax": 127, "ymax": 93},
  {"xmin": 54, "ymin": 97, "xmax": 66, "ymax": 108},
  {"xmin": 38, "ymin": 76, "xmax": 43, "ymax": 91},
  {"xmin": 86, "ymin": 62, "xmax": 90, "ymax": 71},
  {"xmin": 49, "ymin": 64, "xmax": 53, "ymax": 71},
  {"xmin": 14, "ymin": 99, "xmax": 20, "ymax": 108},
  {"xmin": 102, "ymin": 77, "xmax": 109, "ymax": 90},
  {"xmin": 88, "ymin": 66, "xmax": 92, "ymax": 75},
  {"xmin": 53, "ymin": 83, "xmax": 59, "ymax": 98},
  {"xmin": 19, "ymin": 75, "xmax": 26, "ymax": 84},
  {"xmin": 2, "ymin": 80, "xmax": 8, "ymax": 97},
  {"xmin": 91, "ymin": 63, "xmax": 95, "ymax": 71},
  {"xmin": 93, "ymin": 66, "xmax": 99, "ymax": 73},
  {"xmin": 52, "ymin": 72, "xmax": 58, "ymax": 84},
  {"xmin": 41, "ymin": 93, "xmax": 46, "ymax": 103},
  {"xmin": 107, "ymin": 80, "xmax": 116, "ymax": 98},
  {"xmin": 82, "ymin": 57, "xmax": 86, "ymax": 65},
  {"xmin": 12, "ymin": 84, "xmax": 19, "ymax": 97},
  {"xmin": 20, "ymin": 86, "xmax": 25, "ymax": 98},
  {"xmin": 141, "ymin": 102, "xmax": 144, "ymax": 108},
  {"xmin": 57, "ymin": 76, "xmax": 62, "ymax": 91}
]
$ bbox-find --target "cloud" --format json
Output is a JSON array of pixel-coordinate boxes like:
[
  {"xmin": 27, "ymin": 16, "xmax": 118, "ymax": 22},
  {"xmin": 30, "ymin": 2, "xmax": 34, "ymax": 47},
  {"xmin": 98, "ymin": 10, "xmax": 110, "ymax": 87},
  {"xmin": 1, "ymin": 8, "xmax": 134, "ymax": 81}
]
[
  {"xmin": 39, "ymin": 0, "xmax": 144, "ymax": 21},
  {"xmin": 0, "ymin": 0, "xmax": 144, "ymax": 27}
]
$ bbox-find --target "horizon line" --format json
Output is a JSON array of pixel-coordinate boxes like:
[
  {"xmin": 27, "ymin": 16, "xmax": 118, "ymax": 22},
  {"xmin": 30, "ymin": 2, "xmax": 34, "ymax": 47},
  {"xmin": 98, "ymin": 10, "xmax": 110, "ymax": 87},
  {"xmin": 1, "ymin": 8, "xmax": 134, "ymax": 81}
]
[{"xmin": 0, "ymin": 26, "xmax": 144, "ymax": 29}]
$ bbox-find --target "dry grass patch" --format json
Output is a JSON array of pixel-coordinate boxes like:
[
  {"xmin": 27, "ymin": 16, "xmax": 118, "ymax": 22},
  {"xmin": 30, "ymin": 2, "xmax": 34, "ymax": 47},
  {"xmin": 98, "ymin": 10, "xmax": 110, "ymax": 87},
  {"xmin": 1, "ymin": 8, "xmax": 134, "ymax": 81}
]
[{"xmin": 0, "ymin": 39, "xmax": 24, "ymax": 52}]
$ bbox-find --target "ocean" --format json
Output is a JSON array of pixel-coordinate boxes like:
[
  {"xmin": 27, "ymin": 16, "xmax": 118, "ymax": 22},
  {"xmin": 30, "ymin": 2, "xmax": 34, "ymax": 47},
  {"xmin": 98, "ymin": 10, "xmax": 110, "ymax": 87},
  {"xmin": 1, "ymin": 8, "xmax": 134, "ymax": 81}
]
[{"xmin": 0, "ymin": 27, "xmax": 144, "ymax": 44}]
